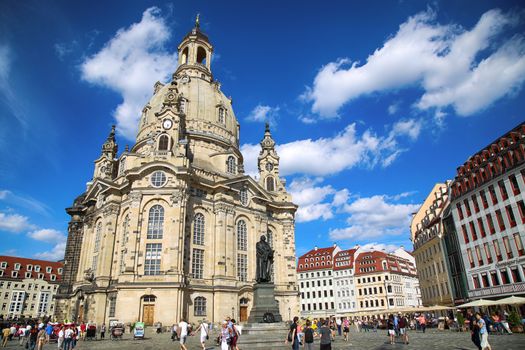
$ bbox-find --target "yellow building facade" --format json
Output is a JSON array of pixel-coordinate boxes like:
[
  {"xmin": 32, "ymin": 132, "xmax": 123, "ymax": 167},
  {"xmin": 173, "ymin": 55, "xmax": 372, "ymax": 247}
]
[{"xmin": 54, "ymin": 21, "xmax": 299, "ymax": 326}]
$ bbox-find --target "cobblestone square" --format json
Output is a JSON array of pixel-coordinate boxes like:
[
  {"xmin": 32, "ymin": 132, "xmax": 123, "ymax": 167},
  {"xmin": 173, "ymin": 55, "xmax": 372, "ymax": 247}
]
[{"xmin": 4, "ymin": 328, "xmax": 523, "ymax": 350}]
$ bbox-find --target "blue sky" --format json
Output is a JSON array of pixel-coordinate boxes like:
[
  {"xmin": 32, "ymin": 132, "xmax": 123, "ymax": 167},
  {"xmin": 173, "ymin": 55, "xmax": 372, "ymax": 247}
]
[{"xmin": 1, "ymin": 0, "xmax": 524, "ymax": 260}]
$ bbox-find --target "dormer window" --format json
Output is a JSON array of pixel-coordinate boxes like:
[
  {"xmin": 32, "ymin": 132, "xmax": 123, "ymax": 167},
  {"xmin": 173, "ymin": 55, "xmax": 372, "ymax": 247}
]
[
  {"xmin": 46, "ymin": 267, "xmax": 52, "ymax": 273},
  {"xmin": 0, "ymin": 262, "xmax": 6, "ymax": 269},
  {"xmin": 218, "ymin": 107, "xmax": 225, "ymax": 124},
  {"xmin": 58, "ymin": 268, "xmax": 63, "ymax": 275},
  {"xmin": 14, "ymin": 263, "xmax": 20, "ymax": 271},
  {"xmin": 50, "ymin": 275, "xmax": 56, "ymax": 281},
  {"xmin": 25, "ymin": 272, "xmax": 31, "ymax": 278},
  {"xmin": 227, "ymin": 156, "xmax": 236, "ymax": 174},
  {"xmin": 38, "ymin": 273, "xmax": 44, "ymax": 279},
  {"xmin": 11, "ymin": 271, "xmax": 18, "ymax": 278},
  {"xmin": 27, "ymin": 265, "xmax": 32, "ymax": 271},
  {"xmin": 158, "ymin": 134, "xmax": 170, "ymax": 151},
  {"xmin": 34, "ymin": 265, "xmax": 40, "ymax": 272}
]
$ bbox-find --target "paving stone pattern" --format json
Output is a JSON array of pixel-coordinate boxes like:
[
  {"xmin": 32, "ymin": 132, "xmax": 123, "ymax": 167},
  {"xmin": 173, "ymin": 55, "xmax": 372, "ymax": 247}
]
[{"xmin": 4, "ymin": 328, "xmax": 524, "ymax": 350}]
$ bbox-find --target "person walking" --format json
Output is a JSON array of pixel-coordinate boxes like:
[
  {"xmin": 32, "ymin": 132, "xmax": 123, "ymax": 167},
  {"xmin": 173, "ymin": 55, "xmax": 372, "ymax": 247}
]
[
  {"xmin": 467, "ymin": 310, "xmax": 482, "ymax": 350},
  {"xmin": 57, "ymin": 326, "xmax": 65, "ymax": 350},
  {"xmin": 387, "ymin": 315, "xmax": 395, "ymax": 345},
  {"xmin": 63, "ymin": 326, "xmax": 74, "ymax": 350},
  {"xmin": 219, "ymin": 321, "xmax": 231, "ymax": 350},
  {"xmin": 336, "ymin": 318, "xmax": 342, "ymax": 336},
  {"xmin": 399, "ymin": 314, "xmax": 409, "ymax": 345},
  {"xmin": 79, "ymin": 323, "xmax": 86, "ymax": 341},
  {"xmin": 477, "ymin": 313, "xmax": 492, "ymax": 350},
  {"xmin": 285, "ymin": 316, "xmax": 300, "ymax": 350},
  {"xmin": 418, "ymin": 314, "xmax": 427, "ymax": 333},
  {"xmin": 36, "ymin": 327, "xmax": 46, "ymax": 350},
  {"xmin": 2, "ymin": 326, "xmax": 10, "ymax": 347},
  {"xmin": 191, "ymin": 320, "xmax": 209, "ymax": 350},
  {"xmin": 45, "ymin": 323, "xmax": 53, "ymax": 343},
  {"xmin": 318, "ymin": 320, "xmax": 333, "ymax": 350},
  {"xmin": 178, "ymin": 318, "xmax": 189, "ymax": 350},
  {"xmin": 342, "ymin": 318, "xmax": 350, "ymax": 342},
  {"xmin": 303, "ymin": 320, "xmax": 315, "ymax": 350},
  {"xmin": 99, "ymin": 324, "xmax": 106, "ymax": 339}
]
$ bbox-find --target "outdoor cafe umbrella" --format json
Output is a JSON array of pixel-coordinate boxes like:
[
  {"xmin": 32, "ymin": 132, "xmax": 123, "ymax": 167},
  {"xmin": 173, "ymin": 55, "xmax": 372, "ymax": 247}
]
[
  {"xmin": 490, "ymin": 295, "xmax": 525, "ymax": 305},
  {"xmin": 455, "ymin": 299, "xmax": 497, "ymax": 308}
]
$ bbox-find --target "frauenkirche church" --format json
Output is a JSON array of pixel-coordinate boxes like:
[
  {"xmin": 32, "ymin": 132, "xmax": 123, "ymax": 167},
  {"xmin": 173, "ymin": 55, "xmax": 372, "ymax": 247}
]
[{"xmin": 55, "ymin": 19, "xmax": 299, "ymax": 325}]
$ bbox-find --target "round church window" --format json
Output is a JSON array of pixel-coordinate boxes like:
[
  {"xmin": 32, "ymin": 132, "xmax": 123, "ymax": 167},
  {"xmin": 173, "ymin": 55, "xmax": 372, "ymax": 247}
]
[{"xmin": 151, "ymin": 171, "xmax": 167, "ymax": 188}]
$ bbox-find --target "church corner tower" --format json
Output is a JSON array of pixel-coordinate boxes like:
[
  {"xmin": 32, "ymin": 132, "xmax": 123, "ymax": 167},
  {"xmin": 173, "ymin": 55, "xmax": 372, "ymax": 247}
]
[{"xmin": 55, "ymin": 16, "xmax": 299, "ymax": 326}]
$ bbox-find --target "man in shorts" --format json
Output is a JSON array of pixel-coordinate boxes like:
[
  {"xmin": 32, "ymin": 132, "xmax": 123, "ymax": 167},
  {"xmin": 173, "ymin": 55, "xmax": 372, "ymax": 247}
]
[
  {"xmin": 398, "ymin": 314, "xmax": 409, "ymax": 345},
  {"xmin": 178, "ymin": 318, "xmax": 189, "ymax": 350}
]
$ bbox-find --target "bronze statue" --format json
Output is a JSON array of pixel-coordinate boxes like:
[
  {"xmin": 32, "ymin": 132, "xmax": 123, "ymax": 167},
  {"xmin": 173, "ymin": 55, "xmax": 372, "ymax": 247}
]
[{"xmin": 256, "ymin": 235, "xmax": 273, "ymax": 283}]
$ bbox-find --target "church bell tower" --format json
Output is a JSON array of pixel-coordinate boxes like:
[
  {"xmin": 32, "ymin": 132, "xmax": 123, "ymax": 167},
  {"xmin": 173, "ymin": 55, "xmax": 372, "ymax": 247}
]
[{"xmin": 175, "ymin": 14, "xmax": 213, "ymax": 80}]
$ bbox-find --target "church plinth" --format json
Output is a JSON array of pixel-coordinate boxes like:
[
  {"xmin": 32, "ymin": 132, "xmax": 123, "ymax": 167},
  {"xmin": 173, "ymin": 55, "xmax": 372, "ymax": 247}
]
[{"xmin": 247, "ymin": 283, "xmax": 282, "ymax": 323}]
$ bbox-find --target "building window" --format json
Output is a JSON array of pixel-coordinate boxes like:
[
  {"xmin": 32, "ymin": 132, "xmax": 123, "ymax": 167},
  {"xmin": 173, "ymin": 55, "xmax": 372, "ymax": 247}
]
[
  {"xmin": 8, "ymin": 291, "xmax": 24, "ymax": 313},
  {"xmin": 480, "ymin": 190, "xmax": 489, "ymax": 209},
  {"xmin": 11, "ymin": 271, "xmax": 18, "ymax": 278},
  {"xmin": 193, "ymin": 213, "xmax": 205, "ymax": 246},
  {"xmin": 237, "ymin": 220, "xmax": 247, "ymax": 251},
  {"xmin": 509, "ymin": 175, "xmax": 521, "ymax": 195},
  {"xmin": 467, "ymin": 248, "xmax": 475, "ymax": 268},
  {"xmin": 518, "ymin": 201, "xmax": 525, "ymax": 224},
  {"xmin": 511, "ymin": 268, "xmax": 523, "ymax": 283},
  {"xmin": 456, "ymin": 203, "xmax": 464, "ymax": 220},
  {"xmin": 240, "ymin": 189, "xmax": 248, "ymax": 206},
  {"xmin": 218, "ymin": 107, "xmax": 225, "ymax": 124},
  {"xmin": 26, "ymin": 265, "xmax": 32, "ymax": 271},
  {"xmin": 194, "ymin": 297, "xmax": 207, "ymax": 316},
  {"xmin": 192, "ymin": 249, "xmax": 204, "ymax": 279},
  {"xmin": 158, "ymin": 135, "xmax": 170, "ymax": 151},
  {"xmin": 108, "ymin": 296, "xmax": 116, "ymax": 317},
  {"xmin": 491, "ymin": 272, "xmax": 500, "ymax": 286},
  {"xmin": 486, "ymin": 214, "xmax": 496, "ymax": 234},
  {"xmin": 500, "ymin": 269, "xmax": 510, "ymax": 284},
  {"xmin": 475, "ymin": 245, "xmax": 483, "ymax": 265},
  {"xmin": 488, "ymin": 185, "xmax": 498, "ymax": 204},
  {"xmin": 179, "ymin": 98, "xmax": 186, "ymax": 114},
  {"xmin": 25, "ymin": 272, "xmax": 31, "ymax": 278},
  {"xmin": 94, "ymin": 222, "xmax": 102, "ymax": 253},
  {"xmin": 92, "ymin": 255, "xmax": 98, "ymax": 273},
  {"xmin": 147, "ymin": 205, "xmax": 164, "ymax": 239},
  {"xmin": 506, "ymin": 206, "xmax": 517, "ymax": 227},
  {"xmin": 464, "ymin": 200, "xmax": 471, "ymax": 216},
  {"xmin": 484, "ymin": 243, "xmax": 493, "ymax": 264},
  {"xmin": 493, "ymin": 240, "xmax": 503, "ymax": 261},
  {"xmin": 119, "ymin": 250, "xmax": 126, "ymax": 273},
  {"xmin": 37, "ymin": 292, "xmax": 50, "ymax": 315},
  {"xmin": 237, "ymin": 254, "xmax": 247, "ymax": 282},
  {"xmin": 227, "ymin": 156, "xmax": 236, "ymax": 174},
  {"xmin": 118, "ymin": 157, "xmax": 126, "ymax": 176},
  {"xmin": 266, "ymin": 177, "xmax": 275, "ymax": 191},
  {"xmin": 514, "ymin": 233, "xmax": 525, "ymax": 256},
  {"xmin": 498, "ymin": 180, "xmax": 509, "ymax": 200},
  {"xmin": 121, "ymin": 214, "xmax": 130, "ymax": 247},
  {"xmin": 495, "ymin": 210, "xmax": 506, "ymax": 231},
  {"xmin": 144, "ymin": 243, "xmax": 162, "ymax": 275},
  {"xmin": 462, "ymin": 225, "xmax": 469, "ymax": 244},
  {"xmin": 478, "ymin": 218, "xmax": 486, "ymax": 238},
  {"xmin": 471, "ymin": 195, "xmax": 480, "ymax": 213},
  {"xmin": 150, "ymin": 171, "xmax": 167, "ymax": 188},
  {"xmin": 503, "ymin": 236, "xmax": 513, "ymax": 259},
  {"xmin": 469, "ymin": 222, "xmax": 478, "ymax": 241}
]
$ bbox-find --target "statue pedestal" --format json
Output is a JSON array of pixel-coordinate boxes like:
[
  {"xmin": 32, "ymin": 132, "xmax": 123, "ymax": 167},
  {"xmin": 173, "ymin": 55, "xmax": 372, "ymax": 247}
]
[{"xmin": 247, "ymin": 283, "xmax": 282, "ymax": 323}]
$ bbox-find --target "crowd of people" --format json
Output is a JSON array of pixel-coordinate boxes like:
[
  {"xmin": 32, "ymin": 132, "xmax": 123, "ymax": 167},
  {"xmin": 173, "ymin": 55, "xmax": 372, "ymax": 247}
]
[{"xmin": 170, "ymin": 317, "xmax": 241, "ymax": 350}]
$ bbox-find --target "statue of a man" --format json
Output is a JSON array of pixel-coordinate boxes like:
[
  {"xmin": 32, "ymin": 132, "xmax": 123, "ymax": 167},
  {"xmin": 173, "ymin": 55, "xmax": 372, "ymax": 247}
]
[{"xmin": 256, "ymin": 235, "xmax": 273, "ymax": 283}]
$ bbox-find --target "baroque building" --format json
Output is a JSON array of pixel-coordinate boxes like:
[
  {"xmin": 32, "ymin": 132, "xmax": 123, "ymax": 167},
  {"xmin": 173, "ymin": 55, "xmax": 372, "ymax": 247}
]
[
  {"xmin": 0, "ymin": 256, "xmax": 63, "ymax": 319},
  {"xmin": 411, "ymin": 182, "xmax": 455, "ymax": 306},
  {"xmin": 54, "ymin": 20, "xmax": 299, "ymax": 326}
]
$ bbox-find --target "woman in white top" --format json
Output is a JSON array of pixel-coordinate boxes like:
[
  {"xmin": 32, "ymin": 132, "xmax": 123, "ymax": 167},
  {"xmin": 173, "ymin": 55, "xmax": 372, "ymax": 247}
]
[
  {"xmin": 191, "ymin": 321, "xmax": 209, "ymax": 350},
  {"xmin": 220, "ymin": 321, "xmax": 232, "ymax": 350}
]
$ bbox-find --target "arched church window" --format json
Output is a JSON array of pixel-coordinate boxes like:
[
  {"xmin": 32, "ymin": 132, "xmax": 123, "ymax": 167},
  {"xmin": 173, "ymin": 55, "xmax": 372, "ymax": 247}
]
[
  {"xmin": 196, "ymin": 46, "xmax": 207, "ymax": 65},
  {"xmin": 193, "ymin": 213, "xmax": 205, "ymax": 246},
  {"xmin": 194, "ymin": 296, "xmax": 206, "ymax": 316},
  {"xmin": 94, "ymin": 222, "xmax": 102, "ymax": 253},
  {"xmin": 266, "ymin": 176, "xmax": 275, "ymax": 191},
  {"xmin": 147, "ymin": 205, "xmax": 164, "ymax": 239},
  {"xmin": 121, "ymin": 214, "xmax": 129, "ymax": 247},
  {"xmin": 118, "ymin": 157, "xmax": 126, "ymax": 176},
  {"xmin": 227, "ymin": 156, "xmax": 236, "ymax": 174},
  {"xmin": 181, "ymin": 47, "xmax": 189, "ymax": 64},
  {"xmin": 158, "ymin": 134, "xmax": 169, "ymax": 151},
  {"xmin": 218, "ymin": 107, "xmax": 225, "ymax": 124},
  {"xmin": 267, "ymin": 230, "xmax": 273, "ymax": 248},
  {"xmin": 237, "ymin": 220, "xmax": 247, "ymax": 251}
]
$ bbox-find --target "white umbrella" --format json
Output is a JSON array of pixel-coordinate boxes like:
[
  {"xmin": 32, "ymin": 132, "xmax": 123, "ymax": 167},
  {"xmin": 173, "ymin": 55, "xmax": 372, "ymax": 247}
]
[
  {"xmin": 491, "ymin": 295, "xmax": 525, "ymax": 305},
  {"xmin": 455, "ymin": 299, "xmax": 496, "ymax": 308}
]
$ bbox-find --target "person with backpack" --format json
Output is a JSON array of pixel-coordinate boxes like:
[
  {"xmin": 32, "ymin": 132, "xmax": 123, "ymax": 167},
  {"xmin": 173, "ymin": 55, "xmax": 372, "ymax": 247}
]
[
  {"xmin": 191, "ymin": 320, "xmax": 209, "ymax": 350},
  {"xmin": 285, "ymin": 316, "xmax": 300, "ymax": 350},
  {"xmin": 317, "ymin": 320, "xmax": 333, "ymax": 350},
  {"xmin": 303, "ymin": 320, "xmax": 315, "ymax": 350},
  {"xmin": 398, "ymin": 314, "xmax": 409, "ymax": 345}
]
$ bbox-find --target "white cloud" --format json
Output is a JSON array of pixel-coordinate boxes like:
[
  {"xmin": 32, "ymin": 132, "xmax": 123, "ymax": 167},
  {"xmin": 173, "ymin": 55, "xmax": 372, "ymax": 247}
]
[
  {"xmin": 289, "ymin": 177, "xmax": 337, "ymax": 222},
  {"xmin": 387, "ymin": 103, "xmax": 399, "ymax": 115},
  {"xmin": 0, "ymin": 190, "xmax": 52, "ymax": 216},
  {"xmin": 357, "ymin": 242, "xmax": 405, "ymax": 254},
  {"xmin": 330, "ymin": 195, "xmax": 420, "ymax": 241},
  {"xmin": 34, "ymin": 242, "xmax": 66, "ymax": 261},
  {"xmin": 245, "ymin": 104, "xmax": 280, "ymax": 125},
  {"xmin": 304, "ymin": 8, "xmax": 525, "ymax": 119},
  {"xmin": 0, "ymin": 211, "xmax": 35, "ymax": 232},
  {"xmin": 81, "ymin": 7, "xmax": 177, "ymax": 140},
  {"xmin": 27, "ymin": 229, "xmax": 64, "ymax": 243},
  {"xmin": 241, "ymin": 121, "xmax": 420, "ymax": 177}
]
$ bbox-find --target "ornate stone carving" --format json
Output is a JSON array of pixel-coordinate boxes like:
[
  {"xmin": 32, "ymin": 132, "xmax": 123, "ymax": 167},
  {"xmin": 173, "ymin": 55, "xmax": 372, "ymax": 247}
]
[
  {"xmin": 103, "ymin": 204, "xmax": 120, "ymax": 217},
  {"xmin": 83, "ymin": 268, "xmax": 94, "ymax": 283},
  {"xmin": 129, "ymin": 191, "xmax": 142, "ymax": 208}
]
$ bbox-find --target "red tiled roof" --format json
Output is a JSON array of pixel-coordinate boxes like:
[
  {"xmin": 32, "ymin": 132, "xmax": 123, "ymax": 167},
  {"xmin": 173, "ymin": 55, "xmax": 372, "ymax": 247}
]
[
  {"xmin": 0, "ymin": 256, "xmax": 63, "ymax": 283},
  {"xmin": 333, "ymin": 248, "xmax": 356, "ymax": 270},
  {"xmin": 297, "ymin": 246, "xmax": 336, "ymax": 272},
  {"xmin": 355, "ymin": 251, "xmax": 417, "ymax": 277}
]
